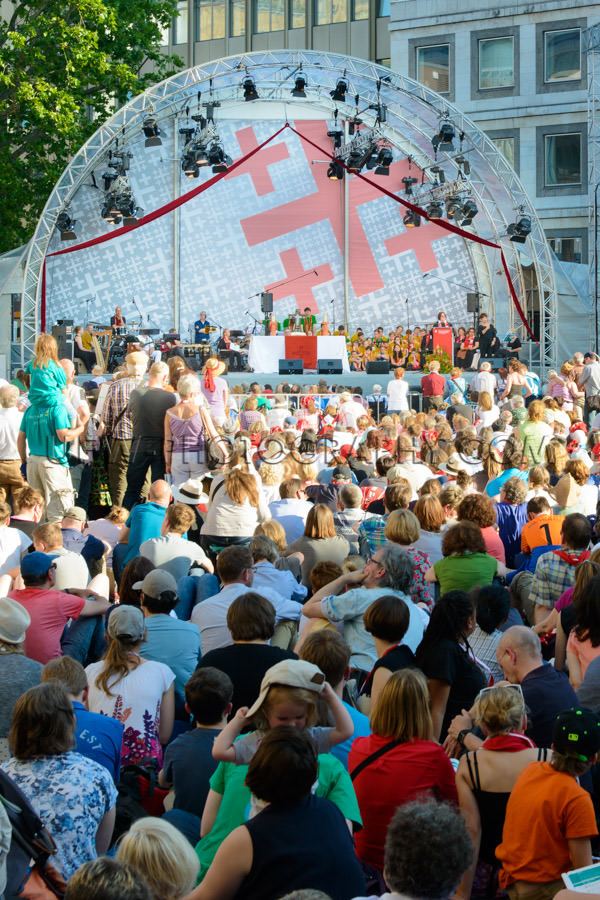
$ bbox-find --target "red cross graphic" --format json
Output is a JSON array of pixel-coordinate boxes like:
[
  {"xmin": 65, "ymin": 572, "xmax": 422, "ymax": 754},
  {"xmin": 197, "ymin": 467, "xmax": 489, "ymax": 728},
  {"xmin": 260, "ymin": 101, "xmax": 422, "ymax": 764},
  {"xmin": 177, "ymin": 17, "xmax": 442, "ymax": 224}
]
[
  {"xmin": 225, "ymin": 126, "xmax": 290, "ymax": 196},
  {"xmin": 264, "ymin": 249, "xmax": 333, "ymax": 314},
  {"xmin": 240, "ymin": 121, "xmax": 453, "ymax": 297}
]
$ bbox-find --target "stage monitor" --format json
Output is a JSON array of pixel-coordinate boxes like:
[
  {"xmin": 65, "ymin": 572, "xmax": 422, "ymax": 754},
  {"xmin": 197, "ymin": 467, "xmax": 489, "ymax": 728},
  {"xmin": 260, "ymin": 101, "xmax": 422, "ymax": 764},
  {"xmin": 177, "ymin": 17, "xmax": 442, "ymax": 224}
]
[
  {"xmin": 317, "ymin": 358, "xmax": 343, "ymax": 375},
  {"xmin": 366, "ymin": 360, "xmax": 390, "ymax": 374},
  {"xmin": 483, "ymin": 357, "xmax": 505, "ymax": 370},
  {"xmin": 279, "ymin": 358, "xmax": 303, "ymax": 375},
  {"xmin": 261, "ymin": 292, "xmax": 274, "ymax": 314},
  {"xmin": 51, "ymin": 325, "xmax": 74, "ymax": 361}
]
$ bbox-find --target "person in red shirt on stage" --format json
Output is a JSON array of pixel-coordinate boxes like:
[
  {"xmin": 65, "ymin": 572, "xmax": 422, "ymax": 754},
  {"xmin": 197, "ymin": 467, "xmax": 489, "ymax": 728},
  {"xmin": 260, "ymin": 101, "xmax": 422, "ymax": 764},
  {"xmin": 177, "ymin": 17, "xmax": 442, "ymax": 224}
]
[{"xmin": 421, "ymin": 360, "xmax": 446, "ymax": 412}]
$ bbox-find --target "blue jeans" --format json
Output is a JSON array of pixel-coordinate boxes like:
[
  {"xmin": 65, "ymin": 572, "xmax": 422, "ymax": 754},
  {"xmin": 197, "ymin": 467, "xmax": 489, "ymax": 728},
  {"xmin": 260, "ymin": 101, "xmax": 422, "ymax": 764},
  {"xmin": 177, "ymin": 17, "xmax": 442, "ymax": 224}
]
[
  {"xmin": 175, "ymin": 572, "xmax": 220, "ymax": 620},
  {"xmin": 112, "ymin": 542, "xmax": 129, "ymax": 588},
  {"xmin": 61, "ymin": 610, "xmax": 106, "ymax": 665}
]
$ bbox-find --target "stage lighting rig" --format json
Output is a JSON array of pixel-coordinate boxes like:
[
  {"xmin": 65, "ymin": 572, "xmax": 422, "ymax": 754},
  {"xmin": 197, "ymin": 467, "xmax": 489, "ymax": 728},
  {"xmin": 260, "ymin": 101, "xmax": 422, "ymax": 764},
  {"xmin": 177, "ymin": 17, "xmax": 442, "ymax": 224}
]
[
  {"xmin": 100, "ymin": 149, "xmax": 142, "ymax": 225},
  {"xmin": 429, "ymin": 165, "xmax": 446, "ymax": 185},
  {"xmin": 292, "ymin": 75, "xmax": 307, "ymax": 97},
  {"xmin": 403, "ymin": 210, "xmax": 421, "ymax": 228},
  {"xmin": 207, "ymin": 141, "xmax": 233, "ymax": 173},
  {"xmin": 444, "ymin": 196, "xmax": 463, "ymax": 219},
  {"xmin": 432, "ymin": 113, "xmax": 457, "ymax": 154},
  {"xmin": 333, "ymin": 127, "xmax": 383, "ymax": 175},
  {"xmin": 180, "ymin": 122, "xmax": 218, "ymax": 178},
  {"xmin": 330, "ymin": 79, "xmax": 348, "ymax": 102},
  {"xmin": 507, "ymin": 214, "xmax": 532, "ymax": 243},
  {"xmin": 142, "ymin": 116, "xmax": 162, "ymax": 147},
  {"xmin": 243, "ymin": 77, "xmax": 259, "ymax": 101},
  {"xmin": 455, "ymin": 155, "xmax": 471, "ymax": 176},
  {"xmin": 426, "ymin": 200, "xmax": 444, "ymax": 219},
  {"xmin": 402, "ymin": 176, "xmax": 418, "ymax": 196},
  {"xmin": 56, "ymin": 210, "xmax": 77, "ymax": 240},
  {"xmin": 459, "ymin": 199, "xmax": 478, "ymax": 226},
  {"xmin": 327, "ymin": 161, "xmax": 345, "ymax": 181},
  {"xmin": 374, "ymin": 146, "xmax": 393, "ymax": 175}
]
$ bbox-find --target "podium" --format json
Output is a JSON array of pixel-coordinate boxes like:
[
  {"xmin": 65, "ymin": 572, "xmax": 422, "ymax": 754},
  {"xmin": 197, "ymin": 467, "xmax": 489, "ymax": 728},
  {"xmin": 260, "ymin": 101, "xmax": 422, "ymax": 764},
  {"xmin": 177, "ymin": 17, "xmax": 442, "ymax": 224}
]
[{"xmin": 432, "ymin": 327, "xmax": 454, "ymax": 364}]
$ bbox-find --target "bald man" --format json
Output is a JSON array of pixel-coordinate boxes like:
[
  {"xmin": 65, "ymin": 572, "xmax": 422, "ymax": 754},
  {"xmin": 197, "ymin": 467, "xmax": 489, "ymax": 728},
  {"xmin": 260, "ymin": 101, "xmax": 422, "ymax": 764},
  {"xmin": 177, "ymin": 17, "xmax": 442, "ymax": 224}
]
[{"xmin": 112, "ymin": 480, "xmax": 172, "ymax": 584}]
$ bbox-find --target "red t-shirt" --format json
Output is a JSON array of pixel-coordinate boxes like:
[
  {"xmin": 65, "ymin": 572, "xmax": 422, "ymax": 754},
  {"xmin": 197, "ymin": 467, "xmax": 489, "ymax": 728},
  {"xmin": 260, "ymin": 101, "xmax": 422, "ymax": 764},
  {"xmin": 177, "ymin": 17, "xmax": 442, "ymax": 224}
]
[
  {"xmin": 8, "ymin": 588, "xmax": 85, "ymax": 663},
  {"xmin": 349, "ymin": 736, "xmax": 458, "ymax": 870},
  {"xmin": 421, "ymin": 373, "xmax": 446, "ymax": 397}
]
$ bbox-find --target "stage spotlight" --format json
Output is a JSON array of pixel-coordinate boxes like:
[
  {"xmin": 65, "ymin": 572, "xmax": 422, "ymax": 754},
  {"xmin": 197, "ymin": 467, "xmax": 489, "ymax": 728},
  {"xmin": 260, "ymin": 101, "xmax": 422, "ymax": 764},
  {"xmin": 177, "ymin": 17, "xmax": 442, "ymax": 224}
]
[
  {"xmin": 56, "ymin": 210, "xmax": 77, "ymax": 241},
  {"xmin": 374, "ymin": 147, "xmax": 393, "ymax": 175},
  {"xmin": 327, "ymin": 130, "xmax": 343, "ymax": 150},
  {"xmin": 459, "ymin": 199, "xmax": 478, "ymax": 225},
  {"xmin": 402, "ymin": 176, "xmax": 418, "ymax": 196},
  {"xmin": 142, "ymin": 116, "xmax": 162, "ymax": 147},
  {"xmin": 455, "ymin": 155, "xmax": 470, "ymax": 175},
  {"xmin": 182, "ymin": 154, "xmax": 199, "ymax": 178},
  {"xmin": 243, "ymin": 78, "xmax": 259, "ymax": 101},
  {"xmin": 102, "ymin": 172, "xmax": 117, "ymax": 192},
  {"xmin": 507, "ymin": 215, "xmax": 532, "ymax": 243},
  {"xmin": 330, "ymin": 79, "xmax": 347, "ymax": 102},
  {"xmin": 346, "ymin": 150, "xmax": 366, "ymax": 174},
  {"xmin": 364, "ymin": 151, "xmax": 380, "ymax": 170},
  {"xmin": 426, "ymin": 201, "xmax": 444, "ymax": 219},
  {"xmin": 292, "ymin": 76, "xmax": 307, "ymax": 97},
  {"xmin": 327, "ymin": 161, "xmax": 345, "ymax": 181},
  {"xmin": 432, "ymin": 121, "xmax": 455, "ymax": 152},
  {"xmin": 444, "ymin": 197, "xmax": 462, "ymax": 219},
  {"xmin": 430, "ymin": 165, "xmax": 446, "ymax": 184},
  {"xmin": 208, "ymin": 142, "xmax": 233, "ymax": 173},
  {"xmin": 403, "ymin": 210, "xmax": 421, "ymax": 228}
]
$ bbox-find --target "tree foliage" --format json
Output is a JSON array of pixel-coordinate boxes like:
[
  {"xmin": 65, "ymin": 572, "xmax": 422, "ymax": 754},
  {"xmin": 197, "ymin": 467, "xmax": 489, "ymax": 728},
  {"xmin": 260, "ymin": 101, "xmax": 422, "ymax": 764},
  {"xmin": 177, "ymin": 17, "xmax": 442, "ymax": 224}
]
[{"xmin": 0, "ymin": 0, "xmax": 182, "ymax": 252}]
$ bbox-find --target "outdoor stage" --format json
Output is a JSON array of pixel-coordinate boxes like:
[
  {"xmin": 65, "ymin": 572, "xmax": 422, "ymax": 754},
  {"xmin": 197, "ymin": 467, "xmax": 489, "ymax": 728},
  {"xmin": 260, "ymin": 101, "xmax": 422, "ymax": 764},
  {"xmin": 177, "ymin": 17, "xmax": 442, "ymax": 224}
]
[{"xmin": 222, "ymin": 368, "xmax": 477, "ymax": 394}]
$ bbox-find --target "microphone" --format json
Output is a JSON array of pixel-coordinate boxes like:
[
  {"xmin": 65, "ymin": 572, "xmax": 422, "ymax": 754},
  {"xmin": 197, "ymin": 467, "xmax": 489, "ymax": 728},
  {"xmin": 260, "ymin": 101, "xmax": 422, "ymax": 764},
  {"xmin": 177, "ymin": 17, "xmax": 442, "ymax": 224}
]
[
  {"xmin": 314, "ymin": 270, "xmax": 318, "ymax": 276},
  {"xmin": 330, "ymin": 298, "xmax": 335, "ymax": 304},
  {"xmin": 422, "ymin": 272, "xmax": 429, "ymax": 278}
]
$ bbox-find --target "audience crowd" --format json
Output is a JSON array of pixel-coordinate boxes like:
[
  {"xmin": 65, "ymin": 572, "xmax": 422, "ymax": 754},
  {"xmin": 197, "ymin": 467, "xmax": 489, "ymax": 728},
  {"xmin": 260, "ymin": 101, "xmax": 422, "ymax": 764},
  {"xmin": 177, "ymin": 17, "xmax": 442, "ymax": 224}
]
[{"xmin": 0, "ymin": 335, "xmax": 600, "ymax": 900}]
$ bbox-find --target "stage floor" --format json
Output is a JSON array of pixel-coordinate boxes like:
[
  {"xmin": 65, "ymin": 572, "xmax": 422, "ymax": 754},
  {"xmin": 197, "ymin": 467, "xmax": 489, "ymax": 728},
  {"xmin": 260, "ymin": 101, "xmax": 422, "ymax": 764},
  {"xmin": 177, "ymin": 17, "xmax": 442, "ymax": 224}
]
[{"xmin": 223, "ymin": 369, "xmax": 477, "ymax": 394}]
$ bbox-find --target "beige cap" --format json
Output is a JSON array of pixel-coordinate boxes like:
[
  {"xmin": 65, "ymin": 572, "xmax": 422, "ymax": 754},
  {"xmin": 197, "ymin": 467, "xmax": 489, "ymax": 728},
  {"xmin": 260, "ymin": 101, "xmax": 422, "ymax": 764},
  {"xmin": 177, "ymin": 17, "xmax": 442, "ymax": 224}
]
[
  {"xmin": 246, "ymin": 659, "xmax": 326, "ymax": 719},
  {"xmin": 0, "ymin": 598, "xmax": 31, "ymax": 644}
]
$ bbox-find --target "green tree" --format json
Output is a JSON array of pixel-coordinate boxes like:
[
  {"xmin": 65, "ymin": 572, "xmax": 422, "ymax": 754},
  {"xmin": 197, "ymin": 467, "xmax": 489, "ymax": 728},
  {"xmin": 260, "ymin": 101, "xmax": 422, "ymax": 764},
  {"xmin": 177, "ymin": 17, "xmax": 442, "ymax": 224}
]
[{"xmin": 0, "ymin": 0, "xmax": 182, "ymax": 252}]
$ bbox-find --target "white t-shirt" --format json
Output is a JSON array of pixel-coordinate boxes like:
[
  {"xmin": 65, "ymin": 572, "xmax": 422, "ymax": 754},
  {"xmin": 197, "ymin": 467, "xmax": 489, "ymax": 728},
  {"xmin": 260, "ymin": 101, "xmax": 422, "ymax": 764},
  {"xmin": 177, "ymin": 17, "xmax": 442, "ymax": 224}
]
[
  {"xmin": 0, "ymin": 407, "xmax": 24, "ymax": 459},
  {"xmin": 0, "ymin": 526, "xmax": 31, "ymax": 576},
  {"xmin": 386, "ymin": 378, "xmax": 409, "ymax": 410}
]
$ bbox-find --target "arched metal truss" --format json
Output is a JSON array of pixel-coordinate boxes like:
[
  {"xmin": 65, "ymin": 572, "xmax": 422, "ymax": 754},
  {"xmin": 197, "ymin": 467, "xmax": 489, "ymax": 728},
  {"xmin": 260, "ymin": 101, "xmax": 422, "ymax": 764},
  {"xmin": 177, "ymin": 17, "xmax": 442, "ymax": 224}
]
[{"xmin": 22, "ymin": 50, "xmax": 557, "ymax": 369}]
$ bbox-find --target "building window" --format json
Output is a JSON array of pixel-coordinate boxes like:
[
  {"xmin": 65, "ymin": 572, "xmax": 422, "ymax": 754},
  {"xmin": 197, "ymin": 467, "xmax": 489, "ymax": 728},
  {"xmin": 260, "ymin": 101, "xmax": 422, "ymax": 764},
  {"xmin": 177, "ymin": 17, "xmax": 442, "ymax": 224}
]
[
  {"xmin": 478, "ymin": 36, "xmax": 514, "ymax": 89},
  {"xmin": 352, "ymin": 0, "xmax": 368, "ymax": 20},
  {"xmin": 290, "ymin": 0, "xmax": 305, "ymax": 27},
  {"xmin": 378, "ymin": 0, "xmax": 389, "ymax": 14},
  {"xmin": 315, "ymin": 0, "xmax": 346, "ymax": 25},
  {"xmin": 416, "ymin": 44, "xmax": 449, "ymax": 93},
  {"xmin": 173, "ymin": 0, "xmax": 188, "ymax": 43},
  {"xmin": 491, "ymin": 136, "xmax": 515, "ymax": 169},
  {"xmin": 544, "ymin": 133, "xmax": 581, "ymax": 186},
  {"xmin": 548, "ymin": 235, "xmax": 583, "ymax": 264},
  {"xmin": 377, "ymin": 58, "xmax": 391, "ymax": 67},
  {"xmin": 196, "ymin": 0, "xmax": 225, "ymax": 39},
  {"xmin": 231, "ymin": 0, "xmax": 245, "ymax": 34},
  {"xmin": 254, "ymin": 0, "xmax": 284, "ymax": 31},
  {"xmin": 545, "ymin": 28, "xmax": 581, "ymax": 82}
]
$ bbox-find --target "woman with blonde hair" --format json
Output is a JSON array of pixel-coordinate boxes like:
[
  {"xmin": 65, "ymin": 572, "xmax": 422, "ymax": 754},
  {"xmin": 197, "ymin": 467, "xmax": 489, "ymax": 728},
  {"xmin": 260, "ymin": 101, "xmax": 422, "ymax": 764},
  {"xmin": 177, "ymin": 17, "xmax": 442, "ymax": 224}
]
[
  {"xmin": 476, "ymin": 391, "xmax": 500, "ymax": 430},
  {"xmin": 454, "ymin": 684, "xmax": 542, "ymax": 900},
  {"xmin": 201, "ymin": 467, "xmax": 270, "ymax": 558},
  {"xmin": 258, "ymin": 460, "xmax": 284, "ymax": 505},
  {"xmin": 167, "ymin": 356, "xmax": 189, "ymax": 392},
  {"xmin": 544, "ymin": 436, "xmax": 569, "ymax": 486},
  {"xmin": 26, "ymin": 332, "xmax": 67, "ymax": 407},
  {"xmin": 519, "ymin": 399, "xmax": 552, "ymax": 466},
  {"xmin": 254, "ymin": 519, "xmax": 303, "ymax": 582},
  {"xmin": 412, "ymin": 494, "xmax": 446, "ymax": 564},
  {"xmin": 284, "ymin": 503, "xmax": 350, "ymax": 587},
  {"xmin": 348, "ymin": 668, "xmax": 457, "ymax": 874},
  {"xmin": 384, "ymin": 509, "xmax": 432, "ymax": 608},
  {"xmin": 499, "ymin": 359, "xmax": 531, "ymax": 404},
  {"xmin": 117, "ymin": 817, "xmax": 200, "ymax": 900}
]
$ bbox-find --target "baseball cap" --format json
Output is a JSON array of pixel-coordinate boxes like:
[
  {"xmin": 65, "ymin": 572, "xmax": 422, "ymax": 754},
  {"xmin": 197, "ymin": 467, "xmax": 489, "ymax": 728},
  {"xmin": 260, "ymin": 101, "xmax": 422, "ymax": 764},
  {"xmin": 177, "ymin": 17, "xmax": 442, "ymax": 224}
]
[
  {"xmin": 246, "ymin": 659, "xmax": 326, "ymax": 719},
  {"xmin": 20, "ymin": 551, "xmax": 59, "ymax": 578},
  {"xmin": 553, "ymin": 707, "xmax": 600, "ymax": 761},
  {"xmin": 107, "ymin": 605, "xmax": 145, "ymax": 641},
  {"xmin": 0, "ymin": 598, "xmax": 31, "ymax": 644},
  {"xmin": 284, "ymin": 416, "xmax": 298, "ymax": 427},
  {"xmin": 132, "ymin": 569, "xmax": 178, "ymax": 599},
  {"xmin": 63, "ymin": 506, "xmax": 87, "ymax": 522},
  {"xmin": 332, "ymin": 464, "xmax": 351, "ymax": 481}
]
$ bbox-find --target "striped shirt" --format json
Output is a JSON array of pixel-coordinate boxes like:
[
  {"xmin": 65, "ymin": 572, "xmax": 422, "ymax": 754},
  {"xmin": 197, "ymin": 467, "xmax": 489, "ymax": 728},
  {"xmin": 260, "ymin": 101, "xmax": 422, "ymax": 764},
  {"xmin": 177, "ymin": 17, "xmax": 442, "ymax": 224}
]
[{"xmin": 102, "ymin": 377, "xmax": 138, "ymax": 440}]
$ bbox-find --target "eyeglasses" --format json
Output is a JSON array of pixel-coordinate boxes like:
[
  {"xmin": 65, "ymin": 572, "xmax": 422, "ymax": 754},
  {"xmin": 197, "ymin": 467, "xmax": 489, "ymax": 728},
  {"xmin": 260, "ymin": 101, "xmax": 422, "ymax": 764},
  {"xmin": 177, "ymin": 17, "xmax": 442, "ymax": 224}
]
[
  {"xmin": 478, "ymin": 683, "xmax": 523, "ymax": 700},
  {"xmin": 365, "ymin": 555, "xmax": 382, "ymax": 567}
]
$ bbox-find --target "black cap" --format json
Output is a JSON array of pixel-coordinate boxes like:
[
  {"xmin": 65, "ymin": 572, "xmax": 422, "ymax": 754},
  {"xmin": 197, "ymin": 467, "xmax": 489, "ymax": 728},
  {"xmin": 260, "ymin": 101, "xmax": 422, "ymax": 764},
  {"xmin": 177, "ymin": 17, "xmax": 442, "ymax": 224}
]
[
  {"xmin": 331, "ymin": 465, "xmax": 351, "ymax": 480},
  {"xmin": 553, "ymin": 707, "xmax": 600, "ymax": 761}
]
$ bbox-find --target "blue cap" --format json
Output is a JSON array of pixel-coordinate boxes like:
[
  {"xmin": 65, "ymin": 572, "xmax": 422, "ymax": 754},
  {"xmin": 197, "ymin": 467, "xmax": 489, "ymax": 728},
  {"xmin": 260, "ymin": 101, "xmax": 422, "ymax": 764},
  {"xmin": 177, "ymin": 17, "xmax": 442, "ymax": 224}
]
[{"xmin": 21, "ymin": 551, "xmax": 60, "ymax": 578}]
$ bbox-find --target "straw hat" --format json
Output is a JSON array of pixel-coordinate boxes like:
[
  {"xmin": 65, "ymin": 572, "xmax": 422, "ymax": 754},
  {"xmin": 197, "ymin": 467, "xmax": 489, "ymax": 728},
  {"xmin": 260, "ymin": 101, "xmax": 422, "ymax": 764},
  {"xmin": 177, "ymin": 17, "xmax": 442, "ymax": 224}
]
[{"xmin": 202, "ymin": 357, "xmax": 227, "ymax": 377}]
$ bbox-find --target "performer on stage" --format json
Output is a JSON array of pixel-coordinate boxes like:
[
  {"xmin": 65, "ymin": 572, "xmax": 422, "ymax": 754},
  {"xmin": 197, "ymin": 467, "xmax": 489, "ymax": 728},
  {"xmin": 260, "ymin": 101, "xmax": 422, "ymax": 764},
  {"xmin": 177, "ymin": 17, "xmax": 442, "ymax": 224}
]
[
  {"xmin": 73, "ymin": 325, "xmax": 97, "ymax": 371},
  {"xmin": 475, "ymin": 312, "xmax": 500, "ymax": 358},
  {"xmin": 434, "ymin": 311, "xmax": 453, "ymax": 328},
  {"xmin": 318, "ymin": 315, "xmax": 330, "ymax": 336},
  {"xmin": 217, "ymin": 328, "xmax": 244, "ymax": 371},
  {"xmin": 505, "ymin": 331, "xmax": 522, "ymax": 362},
  {"xmin": 302, "ymin": 306, "xmax": 316, "ymax": 335},
  {"xmin": 268, "ymin": 313, "xmax": 278, "ymax": 336},
  {"xmin": 283, "ymin": 309, "xmax": 301, "ymax": 331},
  {"xmin": 110, "ymin": 306, "xmax": 126, "ymax": 331},
  {"xmin": 194, "ymin": 311, "xmax": 211, "ymax": 343}
]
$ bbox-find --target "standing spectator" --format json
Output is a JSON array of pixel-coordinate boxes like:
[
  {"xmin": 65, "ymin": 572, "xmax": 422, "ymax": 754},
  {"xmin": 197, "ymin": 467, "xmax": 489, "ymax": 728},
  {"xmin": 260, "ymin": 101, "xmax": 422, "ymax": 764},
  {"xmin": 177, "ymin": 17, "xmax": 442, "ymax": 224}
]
[
  {"xmin": 165, "ymin": 374, "xmax": 217, "ymax": 483},
  {"xmin": 0, "ymin": 385, "xmax": 25, "ymax": 504},
  {"xmin": 124, "ymin": 362, "xmax": 176, "ymax": 509},
  {"xmin": 580, "ymin": 351, "xmax": 600, "ymax": 427},
  {"xmin": 338, "ymin": 391, "xmax": 366, "ymax": 429},
  {"xmin": 420, "ymin": 360, "xmax": 445, "ymax": 413},
  {"xmin": 0, "ymin": 598, "xmax": 42, "ymax": 762},
  {"xmin": 60, "ymin": 358, "xmax": 92, "ymax": 509},
  {"xmin": 17, "ymin": 384, "xmax": 84, "ymax": 524},
  {"xmin": 469, "ymin": 361, "xmax": 497, "ymax": 402},
  {"xmin": 112, "ymin": 480, "xmax": 171, "ymax": 585},
  {"xmin": 101, "ymin": 351, "xmax": 148, "ymax": 507}
]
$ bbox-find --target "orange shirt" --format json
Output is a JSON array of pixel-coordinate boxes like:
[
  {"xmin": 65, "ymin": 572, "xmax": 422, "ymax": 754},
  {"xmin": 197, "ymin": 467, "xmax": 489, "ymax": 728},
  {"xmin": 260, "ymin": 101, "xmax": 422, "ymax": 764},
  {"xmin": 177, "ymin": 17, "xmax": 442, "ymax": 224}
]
[
  {"xmin": 497, "ymin": 761, "xmax": 597, "ymax": 887},
  {"xmin": 521, "ymin": 513, "xmax": 565, "ymax": 553}
]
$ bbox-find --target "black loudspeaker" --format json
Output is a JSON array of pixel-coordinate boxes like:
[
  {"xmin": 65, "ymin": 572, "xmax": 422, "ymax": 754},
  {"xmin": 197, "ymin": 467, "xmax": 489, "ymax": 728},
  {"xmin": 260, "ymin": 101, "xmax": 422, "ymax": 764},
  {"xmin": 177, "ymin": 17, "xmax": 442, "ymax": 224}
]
[
  {"xmin": 51, "ymin": 324, "xmax": 74, "ymax": 360},
  {"xmin": 317, "ymin": 358, "xmax": 343, "ymax": 374},
  {"xmin": 279, "ymin": 359, "xmax": 303, "ymax": 375},
  {"xmin": 484, "ymin": 357, "xmax": 505, "ymax": 370},
  {"xmin": 366, "ymin": 360, "xmax": 390, "ymax": 374},
  {"xmin": 466, "ymin": 292, "xmax": 480, "ymax": 313},
  {"xmin": 260, "ymin": 292, "xmax": 274, "ymax": 314}
]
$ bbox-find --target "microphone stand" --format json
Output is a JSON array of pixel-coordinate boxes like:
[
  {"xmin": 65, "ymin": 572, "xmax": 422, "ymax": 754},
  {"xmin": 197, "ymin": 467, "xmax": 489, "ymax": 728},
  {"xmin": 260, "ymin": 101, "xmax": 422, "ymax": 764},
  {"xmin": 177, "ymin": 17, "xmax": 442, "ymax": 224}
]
[{"xmin": 405, "ymin": 297, "xmax": 410, "ymax": 333}]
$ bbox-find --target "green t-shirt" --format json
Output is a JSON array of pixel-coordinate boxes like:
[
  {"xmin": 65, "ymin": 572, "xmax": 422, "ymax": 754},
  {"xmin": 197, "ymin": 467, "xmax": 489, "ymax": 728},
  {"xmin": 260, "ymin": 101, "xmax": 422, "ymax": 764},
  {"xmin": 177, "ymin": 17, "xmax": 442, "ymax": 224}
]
[
  {"xmin": 20, "ymin": 403, "xmax": 72, "ymax": 465},
  {"xmin": 195, "ymin": 753, "xmax": 362, "ymax": 881},
  {"xmin": 519, "ymin": 420, "xmax": 551, "ymax": 466},
  {"xmin": 433, "ymin": 553, "xmax": 498, "ymax": 595}
]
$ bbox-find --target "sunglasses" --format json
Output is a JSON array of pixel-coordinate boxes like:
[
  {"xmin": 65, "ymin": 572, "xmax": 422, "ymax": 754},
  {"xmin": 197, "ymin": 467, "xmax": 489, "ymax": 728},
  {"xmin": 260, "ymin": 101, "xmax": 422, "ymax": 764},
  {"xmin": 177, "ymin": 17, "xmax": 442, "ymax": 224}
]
[{"xmin": 478, "ymin": 683, "xmax": 523, "ymax": 700}]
